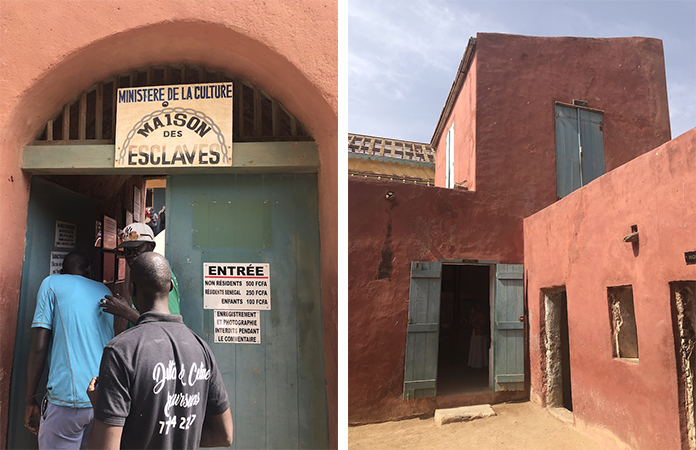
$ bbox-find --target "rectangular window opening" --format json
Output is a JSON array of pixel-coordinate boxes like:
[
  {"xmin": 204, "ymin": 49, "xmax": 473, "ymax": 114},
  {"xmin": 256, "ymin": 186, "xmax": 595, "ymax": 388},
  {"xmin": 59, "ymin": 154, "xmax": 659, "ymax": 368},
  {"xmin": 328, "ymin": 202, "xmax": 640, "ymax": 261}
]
[
  {"xmin": 608, "ymin": 285, "xmax": 639, "ymax": 360},
  {"xmin": 445, "ymin": 123, "xmax": 455, "ymax": 189}
]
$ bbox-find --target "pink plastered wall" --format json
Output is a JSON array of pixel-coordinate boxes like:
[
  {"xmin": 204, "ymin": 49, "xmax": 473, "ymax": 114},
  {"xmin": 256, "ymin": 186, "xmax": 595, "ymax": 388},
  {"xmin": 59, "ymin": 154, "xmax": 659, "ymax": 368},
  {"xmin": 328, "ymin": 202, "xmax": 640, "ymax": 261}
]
[
  {"xmin": 435, "ymin": 54, "xmax": 477, "ymax": 190},
  {"xmin": 0, "ymin": 1, "xmax": 337, "ymax": 445},
  {"xmin": 524, "ymin": 129, "xmax": 696, "ymax": 450}
]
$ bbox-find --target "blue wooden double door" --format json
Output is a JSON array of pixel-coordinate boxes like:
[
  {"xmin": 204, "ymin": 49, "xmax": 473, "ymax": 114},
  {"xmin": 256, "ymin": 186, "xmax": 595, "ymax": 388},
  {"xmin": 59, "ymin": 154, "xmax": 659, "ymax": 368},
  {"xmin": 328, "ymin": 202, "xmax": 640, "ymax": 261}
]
[
  {"xmin": 10, "ymin": 173, "xmax": 328, "ymax": 450},
  {"xmin": 167, "ymin": 173, "xmax": 328, "ymax": 449},
  {"xmin": 403, "ymin": 262, "xmax": 525, "ymax": 399}
]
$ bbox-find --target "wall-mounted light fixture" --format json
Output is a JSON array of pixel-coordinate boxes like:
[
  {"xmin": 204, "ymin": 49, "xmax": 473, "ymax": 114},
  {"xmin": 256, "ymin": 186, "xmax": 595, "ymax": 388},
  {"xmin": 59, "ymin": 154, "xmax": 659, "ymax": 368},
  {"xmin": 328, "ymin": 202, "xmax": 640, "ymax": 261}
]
[{"xmin": 623, "ymin": 225, "xmax": 639, "ymax": 243}]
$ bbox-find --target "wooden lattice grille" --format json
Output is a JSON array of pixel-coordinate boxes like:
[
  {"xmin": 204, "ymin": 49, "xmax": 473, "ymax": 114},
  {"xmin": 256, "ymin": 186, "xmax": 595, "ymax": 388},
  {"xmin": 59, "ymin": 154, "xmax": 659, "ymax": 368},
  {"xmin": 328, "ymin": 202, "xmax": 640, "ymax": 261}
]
[
  {"xmin": 34, "ymin": 65, "xmax": 310, "ymax": 144},
  {"xmin": 348, "ymin": 133, "xmax": 435, "ymax": 163}
]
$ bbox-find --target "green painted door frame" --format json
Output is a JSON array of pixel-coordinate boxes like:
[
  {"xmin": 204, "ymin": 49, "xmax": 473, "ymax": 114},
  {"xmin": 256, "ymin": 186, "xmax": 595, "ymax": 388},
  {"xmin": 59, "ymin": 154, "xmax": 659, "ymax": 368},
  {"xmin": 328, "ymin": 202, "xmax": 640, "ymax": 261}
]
[{"xmin": 8, "ymin": 178, "xmax": 97, "ymax": 450}]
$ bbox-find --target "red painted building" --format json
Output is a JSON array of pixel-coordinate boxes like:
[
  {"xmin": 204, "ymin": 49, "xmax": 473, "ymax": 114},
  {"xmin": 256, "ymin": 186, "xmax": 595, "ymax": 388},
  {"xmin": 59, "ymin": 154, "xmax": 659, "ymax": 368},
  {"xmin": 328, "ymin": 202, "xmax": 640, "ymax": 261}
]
[{"xmin": 349, "ymin": 32, "xmax": 689, "ymax": 449}]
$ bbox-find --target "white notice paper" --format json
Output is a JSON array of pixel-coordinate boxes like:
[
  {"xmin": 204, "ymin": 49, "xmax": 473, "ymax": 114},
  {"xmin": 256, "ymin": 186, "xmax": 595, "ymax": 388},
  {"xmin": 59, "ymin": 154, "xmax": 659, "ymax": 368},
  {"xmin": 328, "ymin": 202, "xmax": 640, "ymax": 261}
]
[
  {"xmin": 203, "ymin": 263, "xmax": 271, "ymax": 310},
  {"xmin": 54, "ymin": 221, "xmax": 76, "ymax": 248},
  {"xmin": 213, "ymin": 310, "xmax": 261, "ymax": 344}
]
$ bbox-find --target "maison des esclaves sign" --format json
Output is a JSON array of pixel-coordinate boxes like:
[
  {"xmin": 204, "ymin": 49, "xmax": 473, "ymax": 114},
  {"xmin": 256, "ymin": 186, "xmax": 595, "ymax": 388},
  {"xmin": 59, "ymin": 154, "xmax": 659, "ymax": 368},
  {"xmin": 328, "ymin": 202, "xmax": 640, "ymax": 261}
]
[{"xmin": 115, "ymin": 83, "xmax": 233, "ymax": 168}]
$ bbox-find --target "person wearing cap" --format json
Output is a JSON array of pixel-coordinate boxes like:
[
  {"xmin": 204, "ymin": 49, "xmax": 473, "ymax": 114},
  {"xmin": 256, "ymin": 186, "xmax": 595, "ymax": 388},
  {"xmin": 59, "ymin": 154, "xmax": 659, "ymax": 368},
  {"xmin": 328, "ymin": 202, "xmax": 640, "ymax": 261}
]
[
  {"xmin": 24, "ymin": 252, "xmax": 114, "ymax": 449},
  {"xmin": 99, "ymin": 222, "xmax": 180, "ymax": 324}
]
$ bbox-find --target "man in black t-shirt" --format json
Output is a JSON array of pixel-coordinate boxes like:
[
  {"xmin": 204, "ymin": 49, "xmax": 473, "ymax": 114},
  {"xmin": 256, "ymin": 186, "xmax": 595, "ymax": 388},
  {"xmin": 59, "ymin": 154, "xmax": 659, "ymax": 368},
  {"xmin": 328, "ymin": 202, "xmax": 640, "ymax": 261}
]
[{"xmin": 87, "ymin": 252, "xmax": 233, "ymax": 449}]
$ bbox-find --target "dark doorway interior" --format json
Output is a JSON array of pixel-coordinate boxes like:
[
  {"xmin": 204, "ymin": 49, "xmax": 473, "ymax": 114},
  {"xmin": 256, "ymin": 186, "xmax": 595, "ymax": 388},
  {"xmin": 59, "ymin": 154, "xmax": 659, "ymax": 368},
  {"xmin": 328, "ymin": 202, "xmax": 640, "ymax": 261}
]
[
  {"xmin": 545, "ymin": 289, "xmax": 573, "ymax": 412},
  {"xmin": 437, "ymin": 264, "xmax": 491, "ymax": 396},
  {"xmin": 559, "ymin": 294, "xmax": 573, "ymax": 411}
]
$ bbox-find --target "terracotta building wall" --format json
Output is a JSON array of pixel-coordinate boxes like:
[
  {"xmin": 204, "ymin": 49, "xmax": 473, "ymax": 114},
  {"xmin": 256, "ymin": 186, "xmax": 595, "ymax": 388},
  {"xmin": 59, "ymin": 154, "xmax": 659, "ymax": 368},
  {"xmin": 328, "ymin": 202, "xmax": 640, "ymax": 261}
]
[
  {"xmin": 524, "ymin": 129, "xmax": 696, "ymax": 450},
  {"xmin": 434, "ymin": 54, "xmax": 477, "ymax": 190},
  {"xmin": 474, "ymin": 33, "xmax": 671, "ymax": 217},
  {"xmin": 348, "ymin": 177, "xmax": 524, "ymax": 423},
  {"xmin": 435, "ymin": 33, "xmax": 670, "ymax": 215},
  {"xmin": 0, "ymin": 1, "xmax": 337, "ymax": 446}
]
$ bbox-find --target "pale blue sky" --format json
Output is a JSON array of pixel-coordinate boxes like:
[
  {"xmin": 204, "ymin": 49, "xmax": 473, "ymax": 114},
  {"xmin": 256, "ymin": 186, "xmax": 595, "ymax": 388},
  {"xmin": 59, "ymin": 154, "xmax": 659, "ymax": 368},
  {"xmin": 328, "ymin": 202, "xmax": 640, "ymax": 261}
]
[{"xmin": 349, "ymin": 0, "xmax": 696, "ymax": 143}]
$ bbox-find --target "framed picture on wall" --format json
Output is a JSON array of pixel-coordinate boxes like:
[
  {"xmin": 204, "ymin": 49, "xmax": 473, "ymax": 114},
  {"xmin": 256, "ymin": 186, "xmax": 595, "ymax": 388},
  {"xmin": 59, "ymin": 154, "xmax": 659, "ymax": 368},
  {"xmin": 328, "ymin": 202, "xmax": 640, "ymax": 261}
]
[
  {"xmin": 103, "ymin": 252, "xmax": 115, "ymax": 284},
  {"xmin": 133, "ymin": 187, "xmax": 141, "ymax": 222},
  {"xmin": 94, "ymin": 220, "xmax": 102, "ymax": 248},
  {"xmin": 117, "ymin": 256, "xmax": 127, "ymax": 282},
  {"xmin": 103, "ymin": 215, "xmax": 117, "ymax": 250}
]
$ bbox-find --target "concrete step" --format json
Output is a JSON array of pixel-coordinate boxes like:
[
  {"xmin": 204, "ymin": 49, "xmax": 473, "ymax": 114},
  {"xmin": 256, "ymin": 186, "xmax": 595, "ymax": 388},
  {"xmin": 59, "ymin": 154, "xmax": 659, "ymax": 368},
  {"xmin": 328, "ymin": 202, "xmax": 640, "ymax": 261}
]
[{"xmin": 434, "ymin": 404, "xmax": 497, "ymax": 426}]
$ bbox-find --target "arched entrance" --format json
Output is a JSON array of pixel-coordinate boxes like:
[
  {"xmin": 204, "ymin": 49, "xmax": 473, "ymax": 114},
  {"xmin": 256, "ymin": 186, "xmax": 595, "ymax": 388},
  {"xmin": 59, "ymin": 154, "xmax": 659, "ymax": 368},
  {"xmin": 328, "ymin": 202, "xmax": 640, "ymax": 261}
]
[{"xmin": 9, "ymin": 65, "xmax": 328, "ymax": 449}]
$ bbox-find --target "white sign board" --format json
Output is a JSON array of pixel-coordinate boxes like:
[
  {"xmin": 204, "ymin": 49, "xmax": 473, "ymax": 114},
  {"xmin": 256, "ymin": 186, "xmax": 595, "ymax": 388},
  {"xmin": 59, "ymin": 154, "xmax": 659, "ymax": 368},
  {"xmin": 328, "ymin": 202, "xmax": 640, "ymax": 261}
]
[
  {"xmin": 213, "ymin": 310, "xmax": 261, "ymax": 344},
  {"xmin": 203, "ymin": 263, "xmax": 271, "ymax": 310},
  {"xmin": 115, "ymin": 83, "xmax": 233, "ymax": 168},
  {"xmin": 50, "ymin": 251, "xmax": 69, "ymax": 275},
  {"xmin": 54, "ymin": 221, "xmax": 76, "ymax": 248}
]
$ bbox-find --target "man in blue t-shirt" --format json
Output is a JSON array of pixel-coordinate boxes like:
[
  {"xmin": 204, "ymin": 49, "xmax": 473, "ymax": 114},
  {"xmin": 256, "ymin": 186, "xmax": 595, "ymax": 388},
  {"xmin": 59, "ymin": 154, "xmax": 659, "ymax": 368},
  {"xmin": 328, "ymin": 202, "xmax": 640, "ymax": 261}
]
[
  {"xmin": 24, "ymin": 252, "xmax": 114, "ymax": 449},
  {"xmin": 100, "ymin": 222, "xmax": 180, "ymax": 324}
]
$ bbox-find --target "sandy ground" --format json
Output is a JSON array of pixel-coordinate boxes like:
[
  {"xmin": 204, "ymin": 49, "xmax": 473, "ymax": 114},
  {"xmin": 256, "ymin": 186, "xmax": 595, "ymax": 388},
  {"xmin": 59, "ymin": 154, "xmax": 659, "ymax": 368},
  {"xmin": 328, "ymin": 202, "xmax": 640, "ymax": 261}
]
[{"xmin": 348, "ymin": 401, "xmax": 608, "ymax": 450}]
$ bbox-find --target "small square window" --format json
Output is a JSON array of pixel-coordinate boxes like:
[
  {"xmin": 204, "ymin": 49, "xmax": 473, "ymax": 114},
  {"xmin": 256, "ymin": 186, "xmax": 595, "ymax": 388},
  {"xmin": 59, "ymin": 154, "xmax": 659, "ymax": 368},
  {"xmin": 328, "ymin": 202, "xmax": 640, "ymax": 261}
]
[{"xmin": 608, "ymin": 285, "xmax": 639, "ymax": 360}]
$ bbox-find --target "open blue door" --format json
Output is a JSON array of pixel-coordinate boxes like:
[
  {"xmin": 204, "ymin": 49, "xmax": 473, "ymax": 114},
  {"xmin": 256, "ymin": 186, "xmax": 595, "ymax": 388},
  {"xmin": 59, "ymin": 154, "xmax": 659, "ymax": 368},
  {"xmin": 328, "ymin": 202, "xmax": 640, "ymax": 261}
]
[
  {"xmin": 494, "ymin": 264, "xmax": 525, "ymax": 391},
  {"xmin": 8, "ymin": 177, "xmax": 96, "ymax": 450},
  {"xmin": 403, "ymin": 261, "xmax": 442, "ymax": 399},
  {"xmin": 167, "ymin": 173, "xmax": 327, "ymax": 449}
]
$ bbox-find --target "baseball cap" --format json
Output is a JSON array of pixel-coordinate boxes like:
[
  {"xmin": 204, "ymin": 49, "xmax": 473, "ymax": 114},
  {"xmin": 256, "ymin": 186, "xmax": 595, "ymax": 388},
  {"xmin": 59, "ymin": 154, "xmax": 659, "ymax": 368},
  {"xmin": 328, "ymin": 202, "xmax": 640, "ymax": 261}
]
[{"xmin": 118, "ymin": 222, "xmax": 155, "ymax": 248}]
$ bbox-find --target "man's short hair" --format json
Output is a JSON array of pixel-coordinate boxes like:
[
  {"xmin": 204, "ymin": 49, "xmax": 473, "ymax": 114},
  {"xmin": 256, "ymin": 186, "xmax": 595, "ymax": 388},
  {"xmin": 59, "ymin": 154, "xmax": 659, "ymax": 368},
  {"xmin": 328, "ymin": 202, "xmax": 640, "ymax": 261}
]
[
  {"xmin": 61, "ymin": 252, "xmax": 90, "ymax": 275},
  {"xmin": 130, "ymin": 253, "xmax": 172, "ymax": 297}
]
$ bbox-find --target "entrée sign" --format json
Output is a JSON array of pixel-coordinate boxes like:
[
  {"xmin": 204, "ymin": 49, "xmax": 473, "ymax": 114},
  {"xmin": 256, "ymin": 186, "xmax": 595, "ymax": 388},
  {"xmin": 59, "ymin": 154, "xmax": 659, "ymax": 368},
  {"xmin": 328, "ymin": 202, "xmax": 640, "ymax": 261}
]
[
  {"xmin": 115, "ymin": 83, "xmax": 233, "ymax": 168},
  {"xmin": 203, "ymin": 263, "xmax": 271, "ymax": 310}
]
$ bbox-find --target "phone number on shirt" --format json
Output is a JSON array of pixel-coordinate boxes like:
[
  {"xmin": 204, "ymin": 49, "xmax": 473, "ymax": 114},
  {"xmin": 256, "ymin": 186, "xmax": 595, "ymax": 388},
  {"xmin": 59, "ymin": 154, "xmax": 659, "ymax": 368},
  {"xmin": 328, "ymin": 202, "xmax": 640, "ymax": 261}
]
[{"xmin": 158, "ymin": 414, "xmax": 197, "ymax": 434}]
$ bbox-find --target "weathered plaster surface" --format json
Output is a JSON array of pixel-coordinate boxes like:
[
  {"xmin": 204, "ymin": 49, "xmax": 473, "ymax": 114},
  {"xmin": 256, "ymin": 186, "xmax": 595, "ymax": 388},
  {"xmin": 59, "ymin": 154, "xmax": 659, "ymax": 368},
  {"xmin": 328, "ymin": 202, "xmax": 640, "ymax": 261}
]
[
  {"xmin": 348, "ymin": 178, "xmax": 525, "ymax": 423},
  {"xmin": 435, "ymin": 33, "xmax": 671, "ymax": 216},
  {"xmin": 0, "ymin": 1, "xmax": 337, "ymax": 445},
  {"xmin": 473, "ymin": 33, "xmax": 670, "ymax": 217},
  {"xmin": 524, "ymin": 129, "xmax": 696, "ymax": 450}
]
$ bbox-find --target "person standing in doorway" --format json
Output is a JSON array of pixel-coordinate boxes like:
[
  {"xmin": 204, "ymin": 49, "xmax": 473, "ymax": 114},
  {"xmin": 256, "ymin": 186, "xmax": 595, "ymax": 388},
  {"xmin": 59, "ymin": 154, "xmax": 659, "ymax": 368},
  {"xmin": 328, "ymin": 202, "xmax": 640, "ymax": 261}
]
[
  {"xmin": 100, "ymin": 222, "xmax": 180, "ymax": 324},
  {"xmin": 87, "ymin": 252, "xmax": 233, "ymax": 449},
  {"xmin": 467, "ymin": 303, "xmax": 489, "ymax": 370},
  {"xmin": 24, "ymin": 252, "xmax": 114, "ymax": 449},
  {"xmin": 158, "ymin": 205, "xmax": 166, "ymax": 233}
]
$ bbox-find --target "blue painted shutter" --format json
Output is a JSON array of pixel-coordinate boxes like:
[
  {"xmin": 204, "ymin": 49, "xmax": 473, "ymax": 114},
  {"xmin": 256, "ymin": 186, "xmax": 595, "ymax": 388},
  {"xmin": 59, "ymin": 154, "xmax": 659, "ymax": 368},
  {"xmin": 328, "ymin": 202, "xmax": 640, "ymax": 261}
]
[
  {"xmin": 494, "ymin": 264, "xmax": 525, "ymax": 391},
  {"xmin": 403, "ymin": 261, "xmax": 442, "ymax": 399},
  {"xmin": 555, "ymin": 104, "xmax": 605, "ymax": 198},
  {"xmin": 555, "ymin": 104, "xmax": 581, "ymax": 198},
  {"xmin": 578, "ymin": 108, "xmax": 605, "ymax": 185}
]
